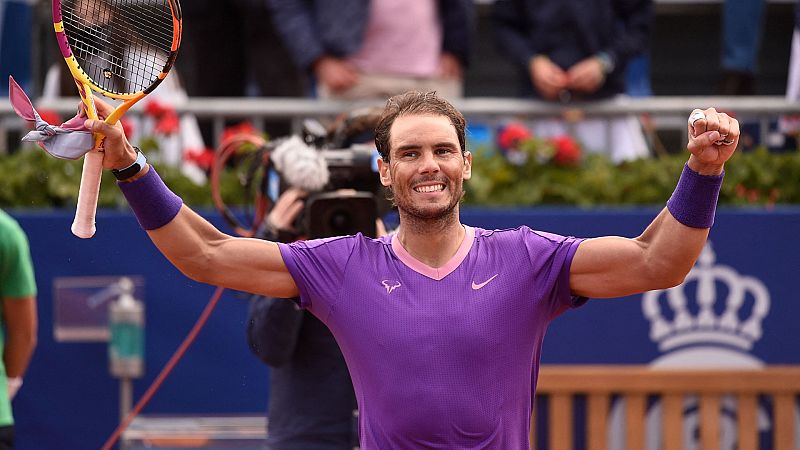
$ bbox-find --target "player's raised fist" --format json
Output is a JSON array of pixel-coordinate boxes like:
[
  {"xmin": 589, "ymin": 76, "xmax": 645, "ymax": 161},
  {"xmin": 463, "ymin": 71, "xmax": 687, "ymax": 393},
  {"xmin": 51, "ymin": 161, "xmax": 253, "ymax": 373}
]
[{"xmin": 686, "ymin": 107, "xmax": 739, "ymax": 174}]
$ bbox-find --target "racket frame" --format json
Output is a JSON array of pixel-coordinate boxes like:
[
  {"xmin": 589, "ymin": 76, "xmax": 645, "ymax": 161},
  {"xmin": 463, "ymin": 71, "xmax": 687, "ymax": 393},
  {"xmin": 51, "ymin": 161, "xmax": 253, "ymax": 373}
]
[{"xmin": 52, "ymin": 0, "xmax": 182, "ymax": 238}]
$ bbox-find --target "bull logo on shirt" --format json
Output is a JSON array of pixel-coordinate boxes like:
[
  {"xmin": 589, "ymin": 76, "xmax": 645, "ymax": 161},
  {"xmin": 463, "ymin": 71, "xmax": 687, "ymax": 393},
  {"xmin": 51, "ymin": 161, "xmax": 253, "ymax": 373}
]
[{"xmin": 381, "ymin": 280, "xmax": 401, "ymax": 294}]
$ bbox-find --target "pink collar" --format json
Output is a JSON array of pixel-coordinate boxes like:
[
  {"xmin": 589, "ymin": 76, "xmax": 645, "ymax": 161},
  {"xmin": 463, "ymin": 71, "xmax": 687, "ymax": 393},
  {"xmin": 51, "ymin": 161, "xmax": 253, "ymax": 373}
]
[{"xmin": 391, "ymin": 226, "xmax": 475, "ymax": 280}]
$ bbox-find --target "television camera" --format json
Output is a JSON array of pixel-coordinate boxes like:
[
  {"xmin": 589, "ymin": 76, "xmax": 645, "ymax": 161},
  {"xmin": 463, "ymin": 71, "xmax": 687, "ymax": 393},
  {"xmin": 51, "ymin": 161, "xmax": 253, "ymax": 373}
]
[{"xmin": 211, "ymin": 109, "xmax": 390, "ymax": 240}]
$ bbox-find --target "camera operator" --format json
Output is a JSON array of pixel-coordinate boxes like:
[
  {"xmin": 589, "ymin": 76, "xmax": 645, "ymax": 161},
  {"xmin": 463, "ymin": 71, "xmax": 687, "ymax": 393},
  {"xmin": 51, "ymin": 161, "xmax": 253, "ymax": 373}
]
[
  {"xmin": 246, "ymin": 187, "xmax": 359, "ymax": 450},
  {"xmin": 243, "ymin": 107, "xmax": 387, "ymax": 448}
]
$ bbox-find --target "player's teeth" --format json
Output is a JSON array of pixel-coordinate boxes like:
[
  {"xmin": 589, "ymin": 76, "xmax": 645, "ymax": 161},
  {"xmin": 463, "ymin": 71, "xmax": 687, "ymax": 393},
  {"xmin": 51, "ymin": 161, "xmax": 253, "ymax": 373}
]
[{"xmin": 416, "ymin": 185, "xmax": 443, "ymax": 193}]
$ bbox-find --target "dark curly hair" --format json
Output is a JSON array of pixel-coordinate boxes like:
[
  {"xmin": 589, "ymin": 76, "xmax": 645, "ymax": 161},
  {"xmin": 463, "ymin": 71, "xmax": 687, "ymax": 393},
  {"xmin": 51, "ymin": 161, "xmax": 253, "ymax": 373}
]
[{"xmin": 374, "ymin": 91, "xmax": 466, "ymax": 162}]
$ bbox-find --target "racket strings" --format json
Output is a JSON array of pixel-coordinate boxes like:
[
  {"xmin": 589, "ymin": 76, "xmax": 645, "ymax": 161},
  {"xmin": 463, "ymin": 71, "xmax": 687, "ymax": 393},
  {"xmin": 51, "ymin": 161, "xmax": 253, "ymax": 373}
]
[{"xmin": 61, "ymin": 0, "xmax": 176, "ymax": 95}]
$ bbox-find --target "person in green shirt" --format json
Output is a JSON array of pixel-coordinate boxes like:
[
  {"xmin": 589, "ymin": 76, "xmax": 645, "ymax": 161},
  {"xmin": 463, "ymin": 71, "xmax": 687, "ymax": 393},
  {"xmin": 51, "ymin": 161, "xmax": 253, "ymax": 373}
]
[{"xmin": 0, "ymin": 210, "xmax": 37, "ymax": 450}]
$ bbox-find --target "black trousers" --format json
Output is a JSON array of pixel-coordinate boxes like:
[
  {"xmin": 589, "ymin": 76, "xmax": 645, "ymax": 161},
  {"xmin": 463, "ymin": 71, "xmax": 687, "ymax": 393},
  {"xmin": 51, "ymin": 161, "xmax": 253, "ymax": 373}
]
[{"xmin": 0, "ymin": 425, "xmax": 15, "ymax": 450}]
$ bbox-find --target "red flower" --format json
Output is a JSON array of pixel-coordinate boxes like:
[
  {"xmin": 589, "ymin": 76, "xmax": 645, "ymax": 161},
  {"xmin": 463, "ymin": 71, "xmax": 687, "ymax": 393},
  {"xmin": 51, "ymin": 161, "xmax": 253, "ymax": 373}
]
[
  {"xmin": 184, "ymin": 147, "xmax": 216, "ymax": 170},
  {"xmin": 496, "ymin": 122, "xmax": 532, "ymax": 150},
  {"xmin": 154, "ymin": 111, "xmax": 180, "ymax": 135},
  {"xmin": 37, "ymin": 109, "xmax": 61, "ymax": 127},
  {"xmin": 144, "ymin": 99, "xmax": 170, "ymax": 118},
  {"xmin": 120, "ymin": 118, "xmax": 135, "ymax": 138},
  {"xmin": 550, "ymin": 135, "xmax": 581, "ymax": 166},
  {"xmin": 221, "ymin": 121, "xmax": 259, "ymax": 144}
]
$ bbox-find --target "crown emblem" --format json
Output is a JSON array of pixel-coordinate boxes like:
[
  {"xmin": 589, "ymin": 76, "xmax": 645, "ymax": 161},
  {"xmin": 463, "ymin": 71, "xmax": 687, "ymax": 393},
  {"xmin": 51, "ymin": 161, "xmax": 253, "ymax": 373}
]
[{"xmin": 642, "ymin": 242, "xmax": 770, "ymax": 352}]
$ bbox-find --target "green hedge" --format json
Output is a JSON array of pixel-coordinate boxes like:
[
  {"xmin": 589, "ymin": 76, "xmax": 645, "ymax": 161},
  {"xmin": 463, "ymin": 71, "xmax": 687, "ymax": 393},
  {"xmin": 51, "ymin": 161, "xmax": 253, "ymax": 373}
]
[
  {"xmin": 467, "ymin": 147, "xmax": 800, "ymax": 207},
  {"xmin": 0, "ymin": 149, "xmax": 235, "ymax": 208},
  {"xmin": 1, "ymin": 146, "xmax": 798, "ymax": 208}
]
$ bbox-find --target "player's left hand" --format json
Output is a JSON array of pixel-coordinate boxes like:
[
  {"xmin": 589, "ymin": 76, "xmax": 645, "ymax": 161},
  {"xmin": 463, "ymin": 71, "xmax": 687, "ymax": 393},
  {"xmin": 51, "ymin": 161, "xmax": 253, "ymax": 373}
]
[{"xmin": 686, "ymin": 107, "xmax": 739, "ymax": 175}]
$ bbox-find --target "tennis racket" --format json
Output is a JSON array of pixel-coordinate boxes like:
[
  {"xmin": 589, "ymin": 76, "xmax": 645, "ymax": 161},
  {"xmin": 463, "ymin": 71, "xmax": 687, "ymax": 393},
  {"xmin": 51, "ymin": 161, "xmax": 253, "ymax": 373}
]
[{"xmin": 53, "ymin": 0, "xmax": 182, "ymax": 238}]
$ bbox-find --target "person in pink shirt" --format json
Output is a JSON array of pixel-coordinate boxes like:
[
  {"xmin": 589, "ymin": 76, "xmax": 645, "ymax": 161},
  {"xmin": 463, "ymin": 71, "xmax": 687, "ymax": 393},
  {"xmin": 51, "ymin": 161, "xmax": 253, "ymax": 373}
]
[{"xmin": 267, "ymin": 0, "xmax": 473, "ymax": 100}]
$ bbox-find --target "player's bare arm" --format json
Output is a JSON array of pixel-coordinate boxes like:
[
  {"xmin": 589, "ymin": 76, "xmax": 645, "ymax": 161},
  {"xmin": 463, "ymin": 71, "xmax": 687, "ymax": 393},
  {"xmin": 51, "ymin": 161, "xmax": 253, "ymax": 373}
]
[
  {"xmin": 2, "ymin": 295, "xmax": 37, "ymax": 380},
  {"xmin": 89, "ymin": 100, "xmax": 299, "ymax": 299},
  {"xmin": 569, "ymin": 108, "xmax": 739, "ymax": 298},
  {"xmin": 146, "ymin": 206, "xmax": 299, "ymax": 298}
]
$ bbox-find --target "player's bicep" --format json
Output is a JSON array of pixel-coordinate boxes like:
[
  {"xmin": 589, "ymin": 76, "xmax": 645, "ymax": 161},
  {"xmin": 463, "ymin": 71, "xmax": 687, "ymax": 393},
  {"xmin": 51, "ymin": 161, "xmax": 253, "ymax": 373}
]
[
  {"xmin": 209, "ymin": 239, "xmax": 299, "ymax": 299},
  {"xmin": 569, "ymin": 236, "xmax": 650, "ymax": 298}
]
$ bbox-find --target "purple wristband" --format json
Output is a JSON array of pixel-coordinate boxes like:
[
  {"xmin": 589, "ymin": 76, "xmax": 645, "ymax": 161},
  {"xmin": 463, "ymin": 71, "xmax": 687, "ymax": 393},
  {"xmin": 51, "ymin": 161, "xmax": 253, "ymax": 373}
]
[
  {"xmin": 666, "ymin": 164, "xmax": 724, "ymax": 228},
  {"xmin": 117, "ymin": 167, "xmax": 183, "ymax": 230}
]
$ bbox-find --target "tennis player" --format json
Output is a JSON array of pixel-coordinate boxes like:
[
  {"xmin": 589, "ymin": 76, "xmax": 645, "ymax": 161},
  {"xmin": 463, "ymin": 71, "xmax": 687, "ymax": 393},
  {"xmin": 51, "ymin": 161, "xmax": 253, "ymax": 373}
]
[{"xmin": 87, "ymin": 92, "xmax": 737, "ymax": 449}]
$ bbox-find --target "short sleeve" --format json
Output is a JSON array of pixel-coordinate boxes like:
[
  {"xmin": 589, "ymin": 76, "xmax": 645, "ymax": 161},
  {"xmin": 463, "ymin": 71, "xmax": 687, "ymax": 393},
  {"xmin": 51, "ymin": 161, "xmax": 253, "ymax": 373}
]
[
  {"xmin": 522, "ymin": 228, "xmax": 585, "ymax": 318},
  {"xmin": 278, "ymin": 235, "xmax": 357, "ymax": 319},
  {"xmin": 0, "ymin": 216, "xmax": 36, "ymax": 299}
]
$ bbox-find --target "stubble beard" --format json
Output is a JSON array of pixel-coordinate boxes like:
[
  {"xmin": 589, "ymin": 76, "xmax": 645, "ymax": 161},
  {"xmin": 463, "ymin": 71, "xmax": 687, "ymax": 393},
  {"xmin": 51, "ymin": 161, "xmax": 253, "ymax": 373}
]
[{"xmin": 393, "ymin": 181, "xmax": 465, "ymax": 232}]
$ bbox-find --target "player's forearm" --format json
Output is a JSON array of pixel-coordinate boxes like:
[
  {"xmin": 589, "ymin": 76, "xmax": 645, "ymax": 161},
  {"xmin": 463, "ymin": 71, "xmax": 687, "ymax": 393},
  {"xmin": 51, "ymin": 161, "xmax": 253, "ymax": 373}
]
[
  {"xmin": 635, "ymin": 161, "xmax": 723, "ymax": 286},
  {"xmin": 118, "ymin": 166, "xmax": 297, "ymax": 296},
  {"xmin": 2, "ymin": 297, "xmax": 37, "ymax": 378},
  {"xmin": 635, "ymin": 208, "xmax": 709, "ymax": 288},
  {"xmin": 118, "ymin": 165, "xmax": 228, "ymax": 282},
  {"xmin": 146, "ymin": 205, "xmax": 231, "ymax": 282},
  {"xmin": 3, "ymin": 338, "xmax": 36, "ymax": 379},
  {"xmin": 571, "ymin": 220, "xmax": 704, "ymax": 299}
]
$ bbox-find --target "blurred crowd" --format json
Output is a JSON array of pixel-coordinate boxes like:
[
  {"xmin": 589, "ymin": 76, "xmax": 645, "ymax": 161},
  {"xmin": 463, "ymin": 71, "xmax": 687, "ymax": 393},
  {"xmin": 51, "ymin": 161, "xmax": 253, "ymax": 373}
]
[{"xmin": 1, "ymin": 0, "xmax": 797, "ymax": 164}]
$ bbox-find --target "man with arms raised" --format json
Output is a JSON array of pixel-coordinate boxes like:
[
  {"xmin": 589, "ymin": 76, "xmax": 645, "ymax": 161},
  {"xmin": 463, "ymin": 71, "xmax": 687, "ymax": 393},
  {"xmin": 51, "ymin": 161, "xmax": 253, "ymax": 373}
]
[{"xmin": 87, "ymin": 92, "xmax": 736, "ymax": 449}]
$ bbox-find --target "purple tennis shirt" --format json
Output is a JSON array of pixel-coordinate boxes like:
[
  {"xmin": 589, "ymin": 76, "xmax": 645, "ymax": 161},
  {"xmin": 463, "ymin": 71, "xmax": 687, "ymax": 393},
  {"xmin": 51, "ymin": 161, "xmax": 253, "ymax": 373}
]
[{"xmin": 278, "ymin": 225, "xmax": 585, "ymax": 449}]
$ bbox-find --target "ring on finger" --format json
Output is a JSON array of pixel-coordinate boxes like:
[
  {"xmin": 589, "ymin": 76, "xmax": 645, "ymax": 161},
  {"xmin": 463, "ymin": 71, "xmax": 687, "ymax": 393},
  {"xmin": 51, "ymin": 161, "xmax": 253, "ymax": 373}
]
[{"xmin": 689, "ymin": 110, "xmax": 706, "ymax": 127}]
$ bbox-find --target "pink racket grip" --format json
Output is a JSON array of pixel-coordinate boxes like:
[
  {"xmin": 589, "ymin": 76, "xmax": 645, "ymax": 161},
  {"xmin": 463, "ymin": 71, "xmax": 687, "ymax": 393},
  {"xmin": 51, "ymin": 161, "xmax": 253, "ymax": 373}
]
[{"xmin": 71, "ymin": 150, "xmax": 104, "ymax": 238}]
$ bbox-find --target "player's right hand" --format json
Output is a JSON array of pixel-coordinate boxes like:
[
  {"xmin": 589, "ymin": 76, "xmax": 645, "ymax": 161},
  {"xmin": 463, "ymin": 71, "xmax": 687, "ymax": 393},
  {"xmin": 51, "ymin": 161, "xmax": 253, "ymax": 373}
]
[
  {"xmin": 686, "ymin": 107, "xmax": 740, "ymax": 175},
  {"xmin": 80, "ymin": 98, "xmax": 138, "ymax": 171}
]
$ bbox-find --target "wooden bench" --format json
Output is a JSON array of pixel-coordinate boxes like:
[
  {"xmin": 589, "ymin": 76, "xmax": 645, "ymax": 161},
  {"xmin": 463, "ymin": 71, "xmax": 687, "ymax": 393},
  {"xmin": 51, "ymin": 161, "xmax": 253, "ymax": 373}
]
[{"xmin": 534, "ymin": 366, "xmax": 800, "ymax": 450}]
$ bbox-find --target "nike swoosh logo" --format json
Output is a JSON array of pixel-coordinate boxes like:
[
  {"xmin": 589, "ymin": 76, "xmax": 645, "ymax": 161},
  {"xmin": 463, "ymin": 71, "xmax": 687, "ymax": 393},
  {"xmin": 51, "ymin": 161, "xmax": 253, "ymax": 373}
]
[{"xmin": 472, "ymin": 274, "xmax": 499, "ymax": 290}]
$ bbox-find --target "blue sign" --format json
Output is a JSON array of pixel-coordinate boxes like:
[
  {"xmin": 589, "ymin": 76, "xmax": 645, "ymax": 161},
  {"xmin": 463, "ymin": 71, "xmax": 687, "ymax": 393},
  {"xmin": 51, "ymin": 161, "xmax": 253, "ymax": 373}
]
[{"xmin": 7, "ymin": 207, "xmax": 800, "ymax": 450}]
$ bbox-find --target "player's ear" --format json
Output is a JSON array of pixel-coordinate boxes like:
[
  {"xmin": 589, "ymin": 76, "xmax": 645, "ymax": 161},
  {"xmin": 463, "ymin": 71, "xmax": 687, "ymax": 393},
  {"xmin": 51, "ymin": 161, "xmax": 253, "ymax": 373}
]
[
  {"xmin": 462, "ymin": 151, "xmax": 472, "ymax": 180},
  {"xmin": 378, "ymin": 158, "xmax": 392, "ymax": 187}
]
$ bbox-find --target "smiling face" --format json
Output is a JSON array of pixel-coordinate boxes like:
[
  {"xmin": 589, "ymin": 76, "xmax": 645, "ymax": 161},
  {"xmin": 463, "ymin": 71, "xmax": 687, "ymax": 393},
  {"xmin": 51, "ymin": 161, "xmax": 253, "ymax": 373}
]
[{"xmin": 378, "ymin": 114, "xmax": 472, "ymax": 222}]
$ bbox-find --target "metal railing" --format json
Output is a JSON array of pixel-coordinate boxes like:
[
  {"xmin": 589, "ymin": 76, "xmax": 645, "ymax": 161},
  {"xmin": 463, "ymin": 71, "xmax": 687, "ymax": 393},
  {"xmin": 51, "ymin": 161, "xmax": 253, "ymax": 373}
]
[{"xmin": 2, "ymin": 96, "xmax": 799, "ymax": 153}]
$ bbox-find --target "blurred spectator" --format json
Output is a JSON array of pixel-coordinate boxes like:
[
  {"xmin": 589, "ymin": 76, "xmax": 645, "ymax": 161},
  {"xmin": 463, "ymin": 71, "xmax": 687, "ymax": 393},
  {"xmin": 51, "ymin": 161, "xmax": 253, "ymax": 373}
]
[
  {"xmin": 625, "ymin": 54, "xmax": 653, "ymax": 97},
  {"xmin": 41, "ymin": 60, "xmax": 209, "ymax": 184},
  {"xmin": 246, "ymin": 188, "xmax": 358, "ymax": 450},
  {"xmin": 267, "ymin": 0, "xmax": 473, "ymax": 100},
  {"xmin": 0, "ymin": 0, "xmax": 34, "ymax": 97},
  {"xmin": 491, "ymin": 0, "xmax": 653, "ymax": 162},
  {"xmin": 780, "ymin": 0, "xmax": 800, "ymax": 137},
  {"xmin": 178, "ymin": 0, "xmax": 306, "ymax": 143},
  {"xmin": 720, "ymin": 0, "xmax": 765, "ymax": 95},
  {"xmin": 248, "ymin": 294, "xmax": 357, "ymax": 450},
  {"xmin": 0, "ymin": 209, "xmax": 37, "ymax": 450},
  {"xmin": 492, "ymin": 0, "xmax": 652, "ymax": 101}
]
